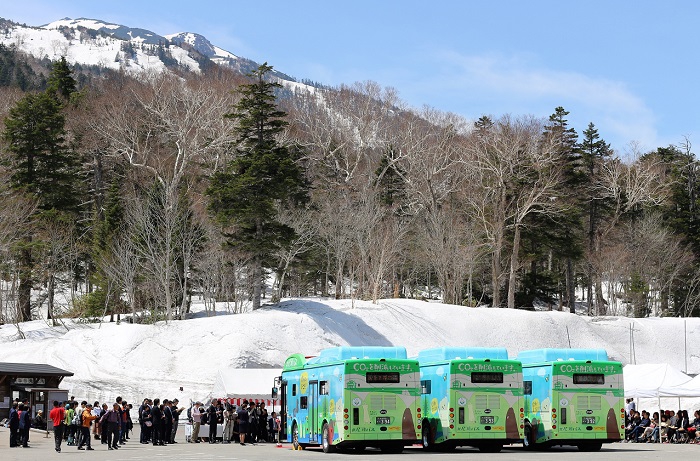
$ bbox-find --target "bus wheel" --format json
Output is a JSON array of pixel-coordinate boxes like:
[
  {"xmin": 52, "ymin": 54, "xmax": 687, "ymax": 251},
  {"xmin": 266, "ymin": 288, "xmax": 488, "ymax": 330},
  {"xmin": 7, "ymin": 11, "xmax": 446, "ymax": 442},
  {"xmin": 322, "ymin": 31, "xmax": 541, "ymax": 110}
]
[
  {"xmin": 421, "ymin": 424, "xmax": 434, "ymax": 450},
  {"xmin": 292, "ymin": 423, "xmax": 300, "ymax": 450},
  {"xmin": 523, "ymin": 426, "xmax": 533, "ymax": 450},
  {"xmin": 577, "ymin": 442, "xmax": 602, "ymax": 452},
  {"xmin": 322, "ymin": 422, "xmax": 335, "ymax": 453}
]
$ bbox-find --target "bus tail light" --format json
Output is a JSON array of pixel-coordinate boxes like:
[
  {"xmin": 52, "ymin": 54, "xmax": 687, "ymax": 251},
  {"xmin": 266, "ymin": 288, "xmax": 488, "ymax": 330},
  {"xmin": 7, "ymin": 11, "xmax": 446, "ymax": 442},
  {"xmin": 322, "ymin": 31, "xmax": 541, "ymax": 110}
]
[
  {"xmin": 417, "ymin": 408, "xmax": 421, "ymax": 413},
  {"xmin": 552, "ymin": 424, "xmax": 557, "ymax": 429}
]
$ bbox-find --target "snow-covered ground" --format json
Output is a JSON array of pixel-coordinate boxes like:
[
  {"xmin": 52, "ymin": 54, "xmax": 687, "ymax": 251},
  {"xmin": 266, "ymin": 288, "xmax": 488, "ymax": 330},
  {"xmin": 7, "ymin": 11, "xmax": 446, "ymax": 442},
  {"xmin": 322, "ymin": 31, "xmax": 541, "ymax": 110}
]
[{"xmin": 1, "ymin": 297, "xmax": 698, "ymax": 411}]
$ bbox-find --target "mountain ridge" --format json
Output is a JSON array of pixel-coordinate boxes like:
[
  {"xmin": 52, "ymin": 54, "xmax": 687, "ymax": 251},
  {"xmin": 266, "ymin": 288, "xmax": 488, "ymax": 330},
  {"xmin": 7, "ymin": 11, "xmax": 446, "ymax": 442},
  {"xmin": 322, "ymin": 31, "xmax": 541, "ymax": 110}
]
[{"xmin": 0, "ymin": 16, "xmax": 299, "ymax": 83}]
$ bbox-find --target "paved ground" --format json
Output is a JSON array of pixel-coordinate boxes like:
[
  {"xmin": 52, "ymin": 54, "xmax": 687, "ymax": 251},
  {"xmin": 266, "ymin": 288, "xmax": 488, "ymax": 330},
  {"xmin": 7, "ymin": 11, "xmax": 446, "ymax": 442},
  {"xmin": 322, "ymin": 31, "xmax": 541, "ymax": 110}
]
[{"xmin": 2, "ymin": 427, "xmax": 699, "ymax": 460}]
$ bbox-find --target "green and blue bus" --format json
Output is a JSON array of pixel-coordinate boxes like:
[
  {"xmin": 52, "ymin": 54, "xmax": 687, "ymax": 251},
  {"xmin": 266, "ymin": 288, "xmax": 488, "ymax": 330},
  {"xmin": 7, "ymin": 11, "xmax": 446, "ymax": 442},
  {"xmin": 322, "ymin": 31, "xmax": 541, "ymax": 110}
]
[
  {"xmin": 517, "ymin": 348, "xmax": 624, "ymax": 451},
  {"xmin": 277, "ymin": 346, "xmax": 421, "ymax": 453},
  {"xmin": 417, "ymin": 347, "xmax": 524, "ymax": 452}
]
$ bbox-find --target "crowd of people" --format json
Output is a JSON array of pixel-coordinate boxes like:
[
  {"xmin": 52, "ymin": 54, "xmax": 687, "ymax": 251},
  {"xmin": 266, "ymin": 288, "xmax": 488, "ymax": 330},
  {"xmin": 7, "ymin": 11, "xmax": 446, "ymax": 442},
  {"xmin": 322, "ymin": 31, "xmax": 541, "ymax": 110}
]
[
  {"xmin": 6, "ymin": 394, "xmax": 282, "ymax": 451},
  {"xmin": 624, "ymin": 398, "xmax": 700, "ymax": 444},
  {"xmin": 188, "ymin": 398, "xmax": 281, "ymax": 445},
  {"xmin": 8, "ymin": 395, "xmax": 142, "ymax": 452}
]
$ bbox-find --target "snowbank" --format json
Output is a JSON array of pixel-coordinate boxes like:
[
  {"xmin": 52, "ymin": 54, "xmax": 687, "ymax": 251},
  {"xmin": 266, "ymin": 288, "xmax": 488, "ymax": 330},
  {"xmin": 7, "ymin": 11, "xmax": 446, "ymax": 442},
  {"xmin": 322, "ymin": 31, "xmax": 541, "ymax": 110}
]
[{"xmin": 0, "ymin": 298, "xmax": 698, "ymax": 410}]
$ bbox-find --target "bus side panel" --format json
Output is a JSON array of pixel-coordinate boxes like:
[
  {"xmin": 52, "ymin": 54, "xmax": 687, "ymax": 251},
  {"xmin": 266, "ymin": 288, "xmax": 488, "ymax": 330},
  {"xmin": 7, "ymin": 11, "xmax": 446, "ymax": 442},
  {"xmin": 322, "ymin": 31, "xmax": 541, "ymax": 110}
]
[
  {"xmin": 316, "ymin": 364, "xmax": 345, "ymax": 445},
  {"xmin": 283, "ymin": 369, "xmax": 313, "ymax": 444},
  {"xmin": 420, "ymin": 363, "xmax": 450, "ymax": 444},
  {"xmin": 523, "ymin": 364, "xmax": 554, "ymax": 444}
]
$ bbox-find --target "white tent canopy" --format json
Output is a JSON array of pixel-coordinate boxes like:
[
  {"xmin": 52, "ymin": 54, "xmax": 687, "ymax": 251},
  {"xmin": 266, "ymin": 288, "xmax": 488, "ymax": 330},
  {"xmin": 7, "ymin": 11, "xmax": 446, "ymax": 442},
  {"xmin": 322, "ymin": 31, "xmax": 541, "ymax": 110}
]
[
  {"xmin": 662, "ymin": 374, "xmax": 700, "ymax": 398},
  {"xmin": 212, "ymin": 368, "xmax": 282, "ymax": 401},
  {"xmin": 623, "ymin": 363, "xmax": 693, "ymax": 398}
]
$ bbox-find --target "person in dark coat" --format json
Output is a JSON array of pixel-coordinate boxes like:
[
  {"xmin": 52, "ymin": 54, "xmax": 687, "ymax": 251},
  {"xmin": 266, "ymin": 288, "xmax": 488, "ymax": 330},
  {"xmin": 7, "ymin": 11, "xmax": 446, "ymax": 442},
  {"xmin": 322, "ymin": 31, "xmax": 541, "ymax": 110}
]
[
  {"xmin": 18, "ymin": 404, "xmax": 32, "ymax": 447},
  {"xmin": 9, "ymin": 402, "xmax": 19, "ymax": 447},
  {"xmin": 236, "ymin": 400, "xmax": 250, "ymax": 446},
  {"xmin": 100, "ymin": 403, "xmax": 122, "ymax": 450},
  {"xmin": 141, "ymin": 404, "xmax": 153, "ymax": 444},
  {"xmin": 208, "ymin": 399, "xmax": 219, "ymax": 443},
  {"xmin": 162, "ymin": 400, "xmax": 172, "ymax": 444},
  {"xmin": 151, "ymin": 399, "xmax": 164, "ymax": 446}
]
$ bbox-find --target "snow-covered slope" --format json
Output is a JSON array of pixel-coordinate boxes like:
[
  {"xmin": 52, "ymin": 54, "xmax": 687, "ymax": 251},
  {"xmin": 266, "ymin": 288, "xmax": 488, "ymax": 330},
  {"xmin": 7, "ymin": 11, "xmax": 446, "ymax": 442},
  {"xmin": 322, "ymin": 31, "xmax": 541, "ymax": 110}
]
[
  {"xmin": 0, "ymin": 17, "xmax": 201, "ymax": 74},
  {"xmin": 0, "ymin": 298, "xmax": 697, "ymax": 408}
]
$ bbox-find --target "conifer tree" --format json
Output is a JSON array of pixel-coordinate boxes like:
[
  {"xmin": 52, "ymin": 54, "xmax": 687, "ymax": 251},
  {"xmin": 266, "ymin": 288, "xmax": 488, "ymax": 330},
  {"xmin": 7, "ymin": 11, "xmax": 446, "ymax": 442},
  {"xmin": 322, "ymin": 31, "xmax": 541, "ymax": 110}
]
[
  {"xmin": 2, "ymin": 59, "xmax": 81, "ymax": 322},
  {"xmin": 579, "ymin": 122, "xmax": 612, "ymax": 314},
  {"xmin": 522, "ymin": 107, "xmax": 583, "ymax": 312},
  {"xmin": 46, "ymin": 57, "xmax": 77, "ymax": 101},
  {"xmin": 208, "ymin": 63, "xmax": 309, "ymax": 310}
]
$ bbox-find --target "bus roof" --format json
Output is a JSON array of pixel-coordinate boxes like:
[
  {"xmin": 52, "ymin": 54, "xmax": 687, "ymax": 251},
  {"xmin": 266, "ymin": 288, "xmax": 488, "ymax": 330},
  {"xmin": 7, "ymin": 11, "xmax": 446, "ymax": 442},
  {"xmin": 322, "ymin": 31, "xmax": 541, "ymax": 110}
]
[
  {"xmin": 517, "ymin": 348, "xmax": 609, "ymax": 364},
  {"xmin": 306, "ymin": 346, "xmax": 408, "ymax": 365},
  {"xmin": 417, "ymin": 347, "xmax": 509, "ymax": 364}
]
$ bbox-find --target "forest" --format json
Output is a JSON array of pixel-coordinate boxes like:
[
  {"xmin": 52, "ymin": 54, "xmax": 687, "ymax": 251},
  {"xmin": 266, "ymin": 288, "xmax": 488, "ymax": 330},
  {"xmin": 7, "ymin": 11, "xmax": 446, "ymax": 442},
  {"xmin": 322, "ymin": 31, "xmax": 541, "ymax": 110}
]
[{"xmin": 1, "ymin": 45, "xmax": 699, "ymax": 326}]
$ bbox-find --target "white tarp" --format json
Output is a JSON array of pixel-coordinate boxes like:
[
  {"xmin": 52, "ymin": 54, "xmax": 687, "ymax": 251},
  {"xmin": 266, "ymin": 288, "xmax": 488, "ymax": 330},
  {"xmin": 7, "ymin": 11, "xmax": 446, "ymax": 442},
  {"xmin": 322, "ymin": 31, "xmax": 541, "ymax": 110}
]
[
  {"xmin": 212, "ymin": 368, "xmax": 282, "ymax": 401},
  {"xmin": 623, "ymin": 363, "xmax": 693, "ymax": 398},
  {"xmin": 662, "ymin": 373, "xmax": 700, "ymax": 398}
]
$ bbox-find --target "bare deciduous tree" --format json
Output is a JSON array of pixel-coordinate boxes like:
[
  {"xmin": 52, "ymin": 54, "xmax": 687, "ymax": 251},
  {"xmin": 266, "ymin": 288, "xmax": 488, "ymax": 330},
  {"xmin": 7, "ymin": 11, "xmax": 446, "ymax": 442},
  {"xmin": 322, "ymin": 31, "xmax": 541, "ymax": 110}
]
[{"xmin": 463, "ymin": 115, "xmax": 565, "ymax": 308}]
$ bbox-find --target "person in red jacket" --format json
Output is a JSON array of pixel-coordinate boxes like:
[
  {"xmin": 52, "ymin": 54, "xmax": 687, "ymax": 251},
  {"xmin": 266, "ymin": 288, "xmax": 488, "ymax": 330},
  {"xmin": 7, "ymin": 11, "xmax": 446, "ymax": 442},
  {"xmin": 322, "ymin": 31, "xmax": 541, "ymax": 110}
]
[{"xmin": 49, "ymin": 401, "xmax": 66, "ymax": 452}]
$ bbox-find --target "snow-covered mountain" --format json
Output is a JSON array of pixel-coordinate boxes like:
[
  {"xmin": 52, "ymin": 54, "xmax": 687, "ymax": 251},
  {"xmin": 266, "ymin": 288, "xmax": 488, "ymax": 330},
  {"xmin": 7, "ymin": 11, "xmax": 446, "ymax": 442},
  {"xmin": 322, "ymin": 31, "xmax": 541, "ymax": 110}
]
[{"xmin": 0, "ymin": 16, "xmax": 296, "ymax": 82}]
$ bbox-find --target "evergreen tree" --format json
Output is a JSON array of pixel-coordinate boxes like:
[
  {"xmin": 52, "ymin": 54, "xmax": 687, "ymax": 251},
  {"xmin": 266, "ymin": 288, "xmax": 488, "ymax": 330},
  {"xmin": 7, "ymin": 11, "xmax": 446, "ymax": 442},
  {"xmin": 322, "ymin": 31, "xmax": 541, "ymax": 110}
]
[
  {"xmin": 2, "ymin": 59, "xmax": 81, "ymax": 322},
  {"xmin": 579, "ymin": 122, "xmax": 612, "ymax": 314},
  {"xmin": 374, "ymin": 146, "xmax": 406, "ymax": 210},
  {"xmin": 46, "ymin": 56, "xmax": 77, "ymax": 101},
  {"xmin": 207, "ymin": 63, "xmax": 309, "ymax": 310},
  {"xmin": 649, "ymin": 145, "xmax": 700, "ymax": 315},
  {"xmin": 3, "ymin": 91, "xmax": 80, "ymax": 213}
]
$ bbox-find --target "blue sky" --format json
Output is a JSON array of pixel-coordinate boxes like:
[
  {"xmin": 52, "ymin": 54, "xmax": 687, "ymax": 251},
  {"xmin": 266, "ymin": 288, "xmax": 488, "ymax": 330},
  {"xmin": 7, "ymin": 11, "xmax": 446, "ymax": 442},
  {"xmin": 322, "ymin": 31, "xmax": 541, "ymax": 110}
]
[{"xmin": 3, "ymin": 0, "xmax": 697, "ymax": 154}]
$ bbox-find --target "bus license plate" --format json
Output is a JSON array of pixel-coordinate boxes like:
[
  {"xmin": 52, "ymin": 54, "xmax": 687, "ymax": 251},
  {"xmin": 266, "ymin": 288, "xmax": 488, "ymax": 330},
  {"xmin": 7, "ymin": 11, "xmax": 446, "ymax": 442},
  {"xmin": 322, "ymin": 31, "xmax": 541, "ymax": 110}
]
[
  {"xmin": 582, "ymin": 417, "xmax": 596, "ymax": 424},
  {"xmin": 480, "ymin": 416, "xmax": 495, "ymax": 424},
  {"xmin": 376, "ymin": 417, "xmax": 391, "ymax": 425}
]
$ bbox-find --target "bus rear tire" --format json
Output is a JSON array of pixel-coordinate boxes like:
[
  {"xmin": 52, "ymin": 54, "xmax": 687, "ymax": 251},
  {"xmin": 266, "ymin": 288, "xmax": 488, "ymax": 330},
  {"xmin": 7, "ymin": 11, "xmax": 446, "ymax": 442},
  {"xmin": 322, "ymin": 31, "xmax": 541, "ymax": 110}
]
[
  {"xmin": 422, "ymin": 423, "xmax": 434, "ymax": 450},
  {"xmin": 291, "ymin": 423, "xmax": 300, "ymax": 450},
  {"xmin": 523, "ymin": 426, "xmax": 533, "ymax": 450},
  {"xmin": 322, "ymin": 422, "xmax": 335, "ymax": 453}
]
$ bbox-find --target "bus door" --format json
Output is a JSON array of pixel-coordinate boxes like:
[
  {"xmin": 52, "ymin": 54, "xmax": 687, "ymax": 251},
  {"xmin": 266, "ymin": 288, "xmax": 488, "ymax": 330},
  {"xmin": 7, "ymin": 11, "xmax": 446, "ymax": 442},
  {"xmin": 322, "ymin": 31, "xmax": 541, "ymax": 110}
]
[
  {"xmin": 309, "ymin": 381, "xmax": 319, "ymax": 442},
  {"xmin": 280, "ymin": 380, "xmax": 287, "ymax": 440}
]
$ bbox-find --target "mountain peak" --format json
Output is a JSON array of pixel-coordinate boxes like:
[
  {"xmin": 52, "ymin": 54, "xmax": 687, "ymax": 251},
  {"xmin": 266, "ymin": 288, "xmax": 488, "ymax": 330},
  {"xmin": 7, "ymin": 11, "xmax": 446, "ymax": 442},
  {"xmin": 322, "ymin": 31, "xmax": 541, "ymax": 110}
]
[{"xmin": 165, "ymin": 31, "xmax": 238, "ymax": 61}]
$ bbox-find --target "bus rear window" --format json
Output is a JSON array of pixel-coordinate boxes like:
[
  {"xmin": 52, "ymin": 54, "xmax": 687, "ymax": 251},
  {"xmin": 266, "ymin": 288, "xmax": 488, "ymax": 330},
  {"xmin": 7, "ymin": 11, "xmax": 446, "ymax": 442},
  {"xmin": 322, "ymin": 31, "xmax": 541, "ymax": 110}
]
[
  {"xmin": 366, "ymin": 372, "xmax": 400, "ymax": 383},
  {"xmin": 471, "ymin": 372, "xmax": 503, "ymax": 383},
  {"xmin": 573, "ymin": 374, "xmax": 604, "ymax": 385}
]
